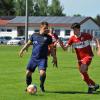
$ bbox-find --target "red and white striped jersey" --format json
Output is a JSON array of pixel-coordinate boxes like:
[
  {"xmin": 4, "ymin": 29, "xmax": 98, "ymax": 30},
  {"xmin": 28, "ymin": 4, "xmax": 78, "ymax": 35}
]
[{"xmin": 67, "ymin": 33, "xmax": 94, "ymax": 60}]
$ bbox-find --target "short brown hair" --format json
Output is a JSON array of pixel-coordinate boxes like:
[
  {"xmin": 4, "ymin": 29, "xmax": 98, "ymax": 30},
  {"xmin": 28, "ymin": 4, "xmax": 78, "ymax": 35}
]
[
  {"xmin": 71, "ymin": 23, "xmax": 80, "ymax": 29},
  {"xmin": 41, "ymin": 21, "xmax": 48, "ymax": 26}
]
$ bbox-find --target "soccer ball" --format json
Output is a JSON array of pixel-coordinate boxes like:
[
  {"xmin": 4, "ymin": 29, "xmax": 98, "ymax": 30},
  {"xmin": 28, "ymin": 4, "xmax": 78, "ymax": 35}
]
[{"xmin": 27, "ymin": 84, "xmax": 37, "ymax": 94}]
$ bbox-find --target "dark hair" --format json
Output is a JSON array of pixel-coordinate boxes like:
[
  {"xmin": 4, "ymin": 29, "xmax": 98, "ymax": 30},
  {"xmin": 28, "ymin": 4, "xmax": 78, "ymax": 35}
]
[
  {"xmin": 41, "ymin": 21, "xmax": 48, "ymax": 26},
  {"xmin": 71, "ymin": 23, "xmax": 80, "ymax": 29}
]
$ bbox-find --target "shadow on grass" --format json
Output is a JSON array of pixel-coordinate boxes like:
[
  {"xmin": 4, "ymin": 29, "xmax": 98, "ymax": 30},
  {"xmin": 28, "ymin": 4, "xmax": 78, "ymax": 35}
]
[{"xmin": 46, "ymin": 90, "xmax": 100, "ymax": 94}]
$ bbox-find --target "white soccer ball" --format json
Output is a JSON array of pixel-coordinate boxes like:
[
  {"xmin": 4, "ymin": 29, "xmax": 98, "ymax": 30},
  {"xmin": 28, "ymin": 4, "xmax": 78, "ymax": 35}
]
[{"xmin": 27, "ymin": 84, "xmax": 37, "ymax": 94}]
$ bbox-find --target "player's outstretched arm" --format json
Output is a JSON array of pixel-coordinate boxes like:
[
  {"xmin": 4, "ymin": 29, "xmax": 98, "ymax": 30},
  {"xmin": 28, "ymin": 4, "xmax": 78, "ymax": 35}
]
[
  {"xmin": 57, "ymin": 39, "xmax": 65, "ymax": 50},
  {"xmin": 62, "ymin": 43, "xmax": 69, "ymax": 51},
  {"xmin": 96, "ymin": 39, "xmax": 100, "ymax": 56},
  {"xmin": 19, "ymin": 40, "xmax": 32, "ymax": 57},
  {"xmin": 49, "ymin": 45, "xmax": 58, "ymax": 67},
  {"xmin": 97, "ymin": 47, "xmax": 100, "ymax": 56}
]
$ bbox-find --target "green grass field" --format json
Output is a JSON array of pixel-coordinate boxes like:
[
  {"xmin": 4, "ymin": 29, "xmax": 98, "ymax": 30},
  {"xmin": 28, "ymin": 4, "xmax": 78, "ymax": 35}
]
[{"xmin": 0, "ymin": 46, "xmax": 100, "ymax": 100}]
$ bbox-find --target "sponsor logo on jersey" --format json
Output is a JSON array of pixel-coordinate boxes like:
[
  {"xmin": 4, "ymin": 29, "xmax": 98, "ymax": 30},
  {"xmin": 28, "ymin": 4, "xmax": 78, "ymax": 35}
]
[
  {"xmin": 72, "ymin": 40, "xmax": 91, "ymax": 48},
  {"xmin": 44, "ymin": 37, "xmax": 47, "ymax": 40}
]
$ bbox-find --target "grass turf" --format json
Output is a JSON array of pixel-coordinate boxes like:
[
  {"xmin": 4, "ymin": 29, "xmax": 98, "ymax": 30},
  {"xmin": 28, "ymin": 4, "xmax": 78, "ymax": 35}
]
[{"xmin": 0, "ymin": 46, "xmax": 100, "ymax": 100}]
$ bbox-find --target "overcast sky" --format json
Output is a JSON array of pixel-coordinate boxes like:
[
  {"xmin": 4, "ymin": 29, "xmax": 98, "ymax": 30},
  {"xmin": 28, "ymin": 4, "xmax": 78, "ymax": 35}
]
[{"xmin": 49, "ymin": 0, "xmax": 100, "ymax": 18}]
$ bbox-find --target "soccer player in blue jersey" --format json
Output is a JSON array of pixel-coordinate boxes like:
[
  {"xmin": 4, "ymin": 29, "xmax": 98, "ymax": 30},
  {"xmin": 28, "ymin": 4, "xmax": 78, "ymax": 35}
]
[{"xmin": 19, "ymin": 22, "xmax": 57, "ymax": 92}]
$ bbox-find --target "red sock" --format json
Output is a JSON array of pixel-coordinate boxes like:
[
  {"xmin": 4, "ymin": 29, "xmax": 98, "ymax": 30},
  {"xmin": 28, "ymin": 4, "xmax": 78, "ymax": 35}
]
[
  {"xmin": 81, "ymin": 72, "xmax": 95, "ymax": 86},
  {"xmin": 89, "ymin": 79, "xmax": 95, "ymax": 86}
]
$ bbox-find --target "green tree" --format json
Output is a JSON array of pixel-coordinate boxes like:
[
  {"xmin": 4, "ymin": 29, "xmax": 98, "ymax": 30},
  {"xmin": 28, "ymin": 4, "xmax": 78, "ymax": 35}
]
[
  {"xmin": 33, "ymin": 2, "xmax": 40, "ymax": 16},
  {"xmin": 0, "ymin": 0, "xmax": 65, "ymax": 16},
  {"xmin": 28, "ymin": 0, "xmax": 34, "ymax": 16},
  {"xmin": 0, "ymin": 0, "xmax": 3, "ymax": 15},
  {"xmin": 15, "ymin": 0, "xmax": 34, "ymax": 16},
  {"xmin": 0, "ymin": 0, "xmax": 16, "ymax": 16},
  {"xmin": 48, "ymin": 0, "xmax": 65, "ymax": 16},
  {"xmin": 95, "ymin": 14, "xmax": 100, "ymax": 26},
  {"xmin": 32, "ymin": 0, "xmax": 48, "ymax": 16},
  {"xmin": 15, "ymin": 0, "xmax": 25, "ymax": 16},
  {"xmin": 73, "ymin": 14, "xmax": 81, "ymax": 17},
  {"xmin": 38, "ymin": 0, "xmax": 48, "ymax": 16}
]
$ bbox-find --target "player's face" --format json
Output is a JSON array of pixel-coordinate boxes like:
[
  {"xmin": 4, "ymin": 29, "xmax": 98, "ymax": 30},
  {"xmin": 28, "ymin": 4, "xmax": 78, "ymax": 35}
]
[
  {"xmin": 49, "ymin": 29, "xmax": 53, "ymax": 34},
  {"xmin": 73, "ymin": 28, "xmax": 80, "ymax": 36},
  {"xmin": 40, "ymin": 24, "xmax": 49, "ymax": 34}
]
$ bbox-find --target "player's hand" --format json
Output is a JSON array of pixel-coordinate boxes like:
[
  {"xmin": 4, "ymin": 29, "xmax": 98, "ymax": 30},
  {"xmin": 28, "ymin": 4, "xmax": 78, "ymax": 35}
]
[
  {"xmin": 52, "ymin": 57, "xmax": 58, "ymax": 68},
  {"xmin": 19, "ymin": 50, "xmax": 24, "ymax": 57},
  {"xmin": 97, "ymin": 47, "xmax": 100, "ymax": 56}
]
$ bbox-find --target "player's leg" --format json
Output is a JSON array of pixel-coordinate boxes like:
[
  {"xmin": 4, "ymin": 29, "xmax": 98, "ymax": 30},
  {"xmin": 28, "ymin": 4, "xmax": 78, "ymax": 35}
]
[
  {"xmin": 39, "ymin": 69, "xmax": 46, "ymax": 92},
  {"xmin": 79, "ymin": 64, "xmax": 94, "ymax": 93},
  {"xmin": 79, "ymin": 64, "xmax": 95, "ymax": 85},
  {"xmin": 26, "ymin": 70, "xmax": 32, "ymax": 86},
  {"xmin": 79, "ymin": 57, "xmax": 99, "ymax": 93},
  {"xmin": 38, "ymin": 59, "xmax": 47, "ymax": 92},
  {"xmin": 79, "ymin": 64, "xmax": 99, "ymax": 93},
  {"xmin": 26, "ymin": 58, "xmax": 37, "ymax": 87}
]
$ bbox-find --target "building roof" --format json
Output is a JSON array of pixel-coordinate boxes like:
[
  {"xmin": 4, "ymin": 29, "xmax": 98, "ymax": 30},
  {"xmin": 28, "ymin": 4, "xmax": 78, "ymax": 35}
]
[
  {"xmin": 0, "ymin": 19, "xmax": 9, "ymax": 26},
  {"xmin": 9, "ymin": 16, "xmax": 86, "ymax": 24},
  {"xmin": 0, "ymin": 16, "xmax": 15, "ymax": 20},
  {"xmin": 0, "ymin": 16, "xmax": 15, "ymax": 26},
  {"xmin": 5, "ymin": 16, "xmax": 99, "ymax": 28}
]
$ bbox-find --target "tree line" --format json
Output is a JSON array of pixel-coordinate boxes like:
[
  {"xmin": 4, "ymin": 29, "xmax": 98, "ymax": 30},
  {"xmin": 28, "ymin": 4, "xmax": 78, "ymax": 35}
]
[
  {"xmin": 0, "ymin": 0, "xmax": 100, "ymax": 26},
  {"xmin": 0, "ymin": 0, "xmax": 65, "ymax": 16}
]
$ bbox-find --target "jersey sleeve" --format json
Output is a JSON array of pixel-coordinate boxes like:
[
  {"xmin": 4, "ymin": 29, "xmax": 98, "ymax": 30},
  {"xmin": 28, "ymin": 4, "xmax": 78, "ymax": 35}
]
[
  {"xmin": 29, "ymin": 34, "xmax": 33, "ymax": 42},
  {"xmin": 67, "ymin": 37, "xmax": 73, "ymax": 46}
]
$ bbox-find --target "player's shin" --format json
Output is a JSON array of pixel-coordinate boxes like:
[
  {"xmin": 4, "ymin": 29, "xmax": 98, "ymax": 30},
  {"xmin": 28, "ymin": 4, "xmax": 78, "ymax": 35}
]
[
  {"xmin": 40, "ymin": 73, "xmax": 46, "ymax": 92},
  {"xmin": 26, "ymin": 75, "xmax": 32, "ymax": 86},
  {"xmin": 40, "ymin": 74, "xmax": 46, "ymax": 86},
  {"xmin": 81, "ymin": 72, "xmax": 91, "ymax": 85}
]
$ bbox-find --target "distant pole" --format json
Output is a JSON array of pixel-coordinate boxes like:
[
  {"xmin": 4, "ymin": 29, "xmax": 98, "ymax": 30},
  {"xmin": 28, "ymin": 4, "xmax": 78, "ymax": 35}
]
[{"xmin": 25, "ymin": 0, "xmax": 28, "ymax": 43}]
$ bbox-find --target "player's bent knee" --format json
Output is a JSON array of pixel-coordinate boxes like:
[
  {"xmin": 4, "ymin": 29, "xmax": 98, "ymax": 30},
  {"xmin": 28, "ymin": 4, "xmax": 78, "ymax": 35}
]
[
  {"xmin": 26, "ymin": 70, "xmax": 32, "ymax": 76},
  {"xmin": 40, "ymin": 70, "xmax": 46, "ymax": 76},
  {"xmin": 80, "ymin": 64, "xmax": 88, "ymax": 73},
  {"xmin": 80, "ymin": 69, "xmax": 87, "ymax": 73}
]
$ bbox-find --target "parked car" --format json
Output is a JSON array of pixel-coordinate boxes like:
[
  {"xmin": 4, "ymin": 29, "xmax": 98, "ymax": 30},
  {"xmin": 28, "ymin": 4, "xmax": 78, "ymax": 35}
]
[
  {"xmin": 7, "ymin": 36, "xmax": 25, "ymax": 45},
  {"xmin": 0, "ymin": 36, "xmax": 12, "ymax": 44}
]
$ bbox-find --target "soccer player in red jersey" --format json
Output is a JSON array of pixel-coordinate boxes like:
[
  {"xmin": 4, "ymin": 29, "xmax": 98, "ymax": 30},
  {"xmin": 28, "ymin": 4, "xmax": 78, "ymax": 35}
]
[
  {"xmin": 48, "ymin": 28, "xmax": 64, "ymax": 67},
  {"xmin": 48, "ymin": 28, "xmax": 58, "ymax": 56},
  {"xmin": 63, "ymin": 23, "xmax": 100, "ymax": 93}
]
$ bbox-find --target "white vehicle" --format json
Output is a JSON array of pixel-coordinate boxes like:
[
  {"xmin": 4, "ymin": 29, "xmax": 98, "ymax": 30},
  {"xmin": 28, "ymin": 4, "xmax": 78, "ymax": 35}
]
[
  {"xmin": 7, "ymin": 36, "xmax": 25, "ymax": 45},
  {"xmin": 0, "ymin": 36, "xmax": 12, "ymax": 44}
]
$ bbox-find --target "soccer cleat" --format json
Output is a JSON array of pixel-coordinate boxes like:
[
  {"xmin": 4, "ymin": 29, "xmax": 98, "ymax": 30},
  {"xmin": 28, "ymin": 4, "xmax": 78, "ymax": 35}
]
[
  {"xmin": 40, "ymin": 85, "xmax": 45, "ymax": 92},
  {"xmin": 88, "ymin": 85, "xmax": 96, "ymax": 94},
  {"xmin": 88, "ymin": 87, "xmax": 95, "ymax": 94},
  {"xmin": 88, "ymin": 84, "xmax": 100, "ymax": 94},
  {"xmin": 94, "ymin": 84, "xmax": 99, "ymax": 91}
]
